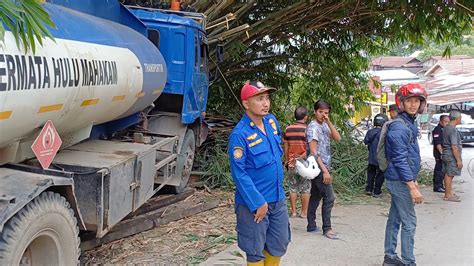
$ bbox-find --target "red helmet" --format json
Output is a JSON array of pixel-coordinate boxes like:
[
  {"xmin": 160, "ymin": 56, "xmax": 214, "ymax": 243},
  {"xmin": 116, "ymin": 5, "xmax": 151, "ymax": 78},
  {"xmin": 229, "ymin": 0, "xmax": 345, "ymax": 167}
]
[{"xmin": 395, "ymin": 83, "xmax": 428, "ymax": 114}]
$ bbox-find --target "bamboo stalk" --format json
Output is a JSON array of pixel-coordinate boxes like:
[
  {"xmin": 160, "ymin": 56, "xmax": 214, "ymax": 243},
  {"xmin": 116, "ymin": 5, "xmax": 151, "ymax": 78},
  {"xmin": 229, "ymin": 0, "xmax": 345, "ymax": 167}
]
[
  {"xmin": 208, "ymin": 24, "xmax": 250, "ymax": 44},
  {"xmin": 206, "ymin": 13, "xmax": 236, "ymax": 29}
]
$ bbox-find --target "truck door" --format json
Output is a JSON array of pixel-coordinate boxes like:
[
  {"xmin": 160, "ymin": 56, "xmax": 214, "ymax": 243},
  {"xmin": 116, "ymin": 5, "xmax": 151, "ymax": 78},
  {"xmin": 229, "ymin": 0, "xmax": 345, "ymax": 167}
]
[
  {"xmin": 197, "ymin": 32, "xmax": 209, "ymax": 115},
  {"xmin": 184, "ymin": 30, "xmax": 208, "ymax": 124},
  {"xmin": 168, "ymin": 27, "xmax": 186, "ymax": 94}
]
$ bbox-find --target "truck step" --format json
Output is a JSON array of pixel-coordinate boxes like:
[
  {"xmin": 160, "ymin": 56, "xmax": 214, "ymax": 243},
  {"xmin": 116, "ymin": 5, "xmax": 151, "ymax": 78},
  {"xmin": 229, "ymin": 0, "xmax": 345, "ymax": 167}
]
[{"xmin": 124, "ymin": 187, "xmax": 194, "ymax": 219}]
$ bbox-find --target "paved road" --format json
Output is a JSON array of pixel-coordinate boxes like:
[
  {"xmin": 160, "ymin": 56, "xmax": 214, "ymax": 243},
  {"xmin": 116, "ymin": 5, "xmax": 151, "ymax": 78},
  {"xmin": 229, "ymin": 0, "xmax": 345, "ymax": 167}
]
[{"xmin": 204, "ymin": 133, "xmax": 474, "ymax": 265}]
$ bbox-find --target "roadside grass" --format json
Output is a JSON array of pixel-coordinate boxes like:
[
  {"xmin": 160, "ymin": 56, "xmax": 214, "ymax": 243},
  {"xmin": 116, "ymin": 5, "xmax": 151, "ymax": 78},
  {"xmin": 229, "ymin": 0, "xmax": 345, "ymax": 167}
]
[{"xmin": 186, "ymin": 234, "xmax": 238, "ymax": 264}]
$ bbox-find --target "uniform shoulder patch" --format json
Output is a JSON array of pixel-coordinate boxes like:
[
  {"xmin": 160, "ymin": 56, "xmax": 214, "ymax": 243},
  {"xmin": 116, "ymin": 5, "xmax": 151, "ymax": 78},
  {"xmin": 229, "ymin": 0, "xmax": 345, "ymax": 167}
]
[
  {"xmin": 269, "ymin": 119, "xmax": 277, "ymax": 131},
  {"xmin": 233, "ymin": 147, "xmax": 243, "ymax": 159}
]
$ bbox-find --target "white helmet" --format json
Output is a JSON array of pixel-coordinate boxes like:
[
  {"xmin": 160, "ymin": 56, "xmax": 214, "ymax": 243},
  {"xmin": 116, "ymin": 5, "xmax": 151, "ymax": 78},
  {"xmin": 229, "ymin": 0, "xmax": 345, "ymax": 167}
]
[{"xmin": 295, "ymin": 155, "xmax": 320, "ymax": 180}]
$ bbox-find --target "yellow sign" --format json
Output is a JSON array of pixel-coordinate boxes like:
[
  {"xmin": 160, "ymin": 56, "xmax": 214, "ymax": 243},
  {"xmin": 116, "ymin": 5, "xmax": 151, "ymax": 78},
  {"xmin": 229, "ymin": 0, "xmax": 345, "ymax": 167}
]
[{"xmin": 381, "ymin": 92, "xmax": 388, "ymax": 104}]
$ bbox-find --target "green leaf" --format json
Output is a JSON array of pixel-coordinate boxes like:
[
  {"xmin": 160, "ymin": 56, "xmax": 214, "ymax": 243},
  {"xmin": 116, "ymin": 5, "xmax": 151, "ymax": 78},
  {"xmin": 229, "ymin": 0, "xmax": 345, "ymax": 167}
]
[{"xmin": 0, "ymin": 0, "xmax": 55, "ymax": 53}]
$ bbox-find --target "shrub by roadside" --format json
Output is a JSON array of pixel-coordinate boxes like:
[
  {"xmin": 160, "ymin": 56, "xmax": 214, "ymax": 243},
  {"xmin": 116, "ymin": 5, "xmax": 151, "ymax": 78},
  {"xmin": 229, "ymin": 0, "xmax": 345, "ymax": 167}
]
[{"xmin": 195, "ymin": 133, "xmax": 373, "ymax": 200}]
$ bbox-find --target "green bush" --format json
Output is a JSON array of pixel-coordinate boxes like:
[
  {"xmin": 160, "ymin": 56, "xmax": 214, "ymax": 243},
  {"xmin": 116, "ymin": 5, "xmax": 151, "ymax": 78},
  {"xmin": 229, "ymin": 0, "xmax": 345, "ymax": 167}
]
[
  {"xmin": 195, "ymin": 133, "xmax": 369, "ymax": 200},
  {"xmin": 331, "ymin": 137, "xmax": 369, "ymax": 202},
  {"xmin": 416, "ymin": 164, "xmax": 433, "ymax": 186},
  {"xmin": 194, "ymin": 133, "xmax": 235, "ymax": 190}
]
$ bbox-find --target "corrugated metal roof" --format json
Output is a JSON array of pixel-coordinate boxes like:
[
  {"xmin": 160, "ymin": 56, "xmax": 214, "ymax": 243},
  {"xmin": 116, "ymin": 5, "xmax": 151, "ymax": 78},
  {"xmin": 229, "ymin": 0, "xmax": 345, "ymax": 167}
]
[
  {"xmin": 424, "ymin": 73, "xmax": 474, "ymax": 105},
  {"xmin": 429, "ymin": 92, "xmax": 474, "ymax": 105},
  {"xmin": 368, "ymin": 57, "xmax": 474, "ymax": 106},
  {"xmin": 425, "ymin": 59, "xmax": 474, "ymax": 76},
  {"xmin": 367, "ymin": 69, "xmax": 420, "ymax": 81},
  {"xmin": 371, "ymin": 56, "xmax": 420, "ymax": 67},
  {"xmin": 377, "ymin": 73, "xmax": 474, "ymax": 106}
]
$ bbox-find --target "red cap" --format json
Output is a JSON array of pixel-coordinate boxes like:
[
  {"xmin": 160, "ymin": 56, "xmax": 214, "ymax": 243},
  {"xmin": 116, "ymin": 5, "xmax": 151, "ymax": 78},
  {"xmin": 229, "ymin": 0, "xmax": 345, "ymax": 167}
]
[{"xmin": 240, "ymin": 81, "xmax": 276, "ymax": 101}]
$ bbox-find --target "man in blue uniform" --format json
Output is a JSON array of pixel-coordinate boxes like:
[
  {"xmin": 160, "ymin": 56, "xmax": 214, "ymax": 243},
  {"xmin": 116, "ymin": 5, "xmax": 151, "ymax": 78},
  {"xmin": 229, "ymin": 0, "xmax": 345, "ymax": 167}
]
[
  {"xmin": 432, "ymin": 114, "xmax": 449, "ymax": 192},
  {"xmin": 228, "ymin": 81, "xmax": 290, "ymax": 266}
]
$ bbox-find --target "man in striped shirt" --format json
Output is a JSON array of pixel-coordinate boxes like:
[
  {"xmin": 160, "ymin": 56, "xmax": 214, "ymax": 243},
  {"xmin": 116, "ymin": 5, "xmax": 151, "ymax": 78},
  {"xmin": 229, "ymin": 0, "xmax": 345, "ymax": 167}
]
[{"xmin": 283, "ymin": 106, "xmax": 310, "ymax": 218}]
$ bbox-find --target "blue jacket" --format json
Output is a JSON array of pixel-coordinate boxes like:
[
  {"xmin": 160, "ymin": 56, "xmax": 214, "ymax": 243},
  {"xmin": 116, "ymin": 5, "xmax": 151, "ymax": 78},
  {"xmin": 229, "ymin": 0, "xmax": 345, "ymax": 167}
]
[
  {"xmin": 364, "ymin": 127, "xmax": 382, "ymax": 166},
  {"xmin": 228, "ymin": 113, "xmax": 285, "ymax": 212},
  {"xmin": 384, "ymin": 112, "xmax": 421, "ymax": 182}
]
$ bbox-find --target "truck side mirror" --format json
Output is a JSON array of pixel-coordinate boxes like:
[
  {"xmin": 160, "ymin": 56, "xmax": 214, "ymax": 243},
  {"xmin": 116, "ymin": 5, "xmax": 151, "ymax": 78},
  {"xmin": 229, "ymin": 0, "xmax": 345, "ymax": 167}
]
[{"xmin": 216, "ymin": 44, "xmax": 224, "ymax": 63}]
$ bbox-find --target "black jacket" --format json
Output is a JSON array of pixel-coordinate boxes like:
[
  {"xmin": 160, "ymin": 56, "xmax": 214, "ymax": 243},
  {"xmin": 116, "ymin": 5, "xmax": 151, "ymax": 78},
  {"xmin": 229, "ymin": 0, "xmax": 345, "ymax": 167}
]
[{"xmin": 432, "ymin": 124, "xmax": 443, "ymax": 159}]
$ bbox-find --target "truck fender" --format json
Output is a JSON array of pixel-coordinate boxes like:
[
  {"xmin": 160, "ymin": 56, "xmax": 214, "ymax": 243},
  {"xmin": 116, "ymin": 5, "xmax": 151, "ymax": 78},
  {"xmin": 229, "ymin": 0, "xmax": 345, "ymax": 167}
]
[{"xmin": 0, "ymin": 168, "xmax": 86, "ymax": 232}]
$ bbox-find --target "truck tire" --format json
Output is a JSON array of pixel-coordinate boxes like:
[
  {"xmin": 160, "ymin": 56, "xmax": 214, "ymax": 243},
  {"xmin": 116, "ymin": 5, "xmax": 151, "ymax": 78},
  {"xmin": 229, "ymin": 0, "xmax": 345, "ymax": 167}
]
[
  {"xmin": 0, "ymin": 192, "xmax": 80, "ymax": 265},
  {"xmin": 170, "ymin": 129, "xmax": 195, "ymax": 194}
]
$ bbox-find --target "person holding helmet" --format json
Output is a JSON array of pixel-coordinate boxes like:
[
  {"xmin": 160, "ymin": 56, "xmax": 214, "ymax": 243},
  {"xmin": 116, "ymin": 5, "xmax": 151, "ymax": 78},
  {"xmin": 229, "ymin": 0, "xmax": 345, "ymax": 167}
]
[
  {"xmin": 364, "ymin": 113, "xmax": 388, "ymax": 197},
  {"xmin": 228, "ymin": 81, "xmax": 290, "ymax": 266},
  {"xmin": 382, "ymin": 83, "xmax": 426, "ymax": 266},
  {"xmin": 306, "ymin": 100, "xmax": 341, "ymax": 240}
]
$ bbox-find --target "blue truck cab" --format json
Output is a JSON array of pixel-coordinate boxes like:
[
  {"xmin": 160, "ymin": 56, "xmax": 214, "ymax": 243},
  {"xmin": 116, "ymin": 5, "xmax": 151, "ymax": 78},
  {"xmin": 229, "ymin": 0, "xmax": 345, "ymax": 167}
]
[{"xmin": 130, "ymin": 8, "xmax": 209, "ymax": 125}]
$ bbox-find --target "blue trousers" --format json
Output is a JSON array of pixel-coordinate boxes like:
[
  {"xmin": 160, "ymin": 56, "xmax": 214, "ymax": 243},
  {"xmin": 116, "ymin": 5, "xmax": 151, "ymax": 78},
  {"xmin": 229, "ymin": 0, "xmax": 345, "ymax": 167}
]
[
  {"xmin": 384, "ymin": 180, "xmax": 417, "ymax": 264},
  {"xmin": 235, "ymin": 200, "xmax": 291, "ymax": 262}
]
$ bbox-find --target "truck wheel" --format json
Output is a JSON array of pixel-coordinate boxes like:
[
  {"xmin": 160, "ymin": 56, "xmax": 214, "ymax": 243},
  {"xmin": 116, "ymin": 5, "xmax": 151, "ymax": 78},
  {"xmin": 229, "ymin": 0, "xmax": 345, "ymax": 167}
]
[
  {"xmin": 170, "ymin": 129, "xmax": 195, "ymax": 194},
  {"xmin": 0, "ymin": 192, "xmax": 80, "ymax": 265}
]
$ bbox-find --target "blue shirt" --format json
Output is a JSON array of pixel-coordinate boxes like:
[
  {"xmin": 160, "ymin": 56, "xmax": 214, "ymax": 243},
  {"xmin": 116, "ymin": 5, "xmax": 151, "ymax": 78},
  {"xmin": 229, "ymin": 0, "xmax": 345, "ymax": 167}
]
[{"xmin": 228, "ymin": 113, "xmax": 285, "ymax": 212}]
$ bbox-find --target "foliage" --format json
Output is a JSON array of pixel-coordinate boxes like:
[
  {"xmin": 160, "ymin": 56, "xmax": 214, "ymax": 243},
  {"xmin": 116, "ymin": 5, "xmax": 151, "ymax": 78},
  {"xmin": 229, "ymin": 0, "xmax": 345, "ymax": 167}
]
[
  {"xmin": 382, "ymin": 33, "xmax": 474, "ymax": 59},
  {"xmin": 116, "ymin": 1, "xmax": 473, "ymax": 125},
  {"xmin": 195, "ymin": 0, "xmax": 471, "ymax": 125},
  {"xmin": 0, "ymin": 0, "xmax": 55, "ymax": 53},
  {"xmin": 330, "ymin": 136, "xmax": 369, "ymax": 202},
  {"xmin": 417, "ymin": 42, "xmax": 474, "ymax": 60}
]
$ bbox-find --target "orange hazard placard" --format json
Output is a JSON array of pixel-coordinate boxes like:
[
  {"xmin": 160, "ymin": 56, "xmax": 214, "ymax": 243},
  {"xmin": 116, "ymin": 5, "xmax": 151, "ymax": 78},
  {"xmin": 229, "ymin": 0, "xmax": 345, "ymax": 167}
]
[{"xmin": 31, "ymin": 120, "xmax": 62, "ymax": 169}]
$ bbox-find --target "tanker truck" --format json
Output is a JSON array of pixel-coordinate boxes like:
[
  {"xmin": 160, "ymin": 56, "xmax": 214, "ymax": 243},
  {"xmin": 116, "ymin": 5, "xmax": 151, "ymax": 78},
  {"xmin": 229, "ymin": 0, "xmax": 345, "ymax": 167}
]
[{"xmin": 0, "ymin": 0, "xmax": 210, "ymax": 264}]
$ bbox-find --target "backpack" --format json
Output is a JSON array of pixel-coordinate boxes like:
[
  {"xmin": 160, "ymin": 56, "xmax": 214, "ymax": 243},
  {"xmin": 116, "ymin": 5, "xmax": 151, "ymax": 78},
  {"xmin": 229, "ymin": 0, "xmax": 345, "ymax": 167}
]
[{"xmin": 376, "ymin": 118, "xmax": 413, "ymax": 171}]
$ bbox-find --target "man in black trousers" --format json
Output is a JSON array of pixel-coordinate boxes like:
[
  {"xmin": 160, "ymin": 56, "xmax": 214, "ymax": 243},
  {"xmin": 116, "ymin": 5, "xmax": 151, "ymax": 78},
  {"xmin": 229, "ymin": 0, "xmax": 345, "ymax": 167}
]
[{"xmin": 432, "ymin": 114, "xmax": 449, "ymax": 192}]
